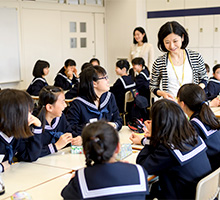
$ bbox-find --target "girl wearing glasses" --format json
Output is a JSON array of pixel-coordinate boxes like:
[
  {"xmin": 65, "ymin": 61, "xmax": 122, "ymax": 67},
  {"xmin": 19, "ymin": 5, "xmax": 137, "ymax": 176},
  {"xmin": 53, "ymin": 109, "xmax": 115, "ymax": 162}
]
[{"xmin": 67, "ymin": 66, "xmax": 123, "ymax": 139}]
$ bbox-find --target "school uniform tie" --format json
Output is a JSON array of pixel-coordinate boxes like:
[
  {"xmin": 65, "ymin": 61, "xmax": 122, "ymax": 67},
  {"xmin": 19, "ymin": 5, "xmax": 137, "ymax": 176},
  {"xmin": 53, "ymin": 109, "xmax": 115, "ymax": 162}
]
[
  {"xmin": 5, "ymin": 145, "xmax": 13, "ymax": 164},
  {"xmin": 87, "ymin": 107, "xmax": 109, "ymax": 120},
  {"xmin": 49, "ymin": 131, "xmax": 63, "ymax": 143}
]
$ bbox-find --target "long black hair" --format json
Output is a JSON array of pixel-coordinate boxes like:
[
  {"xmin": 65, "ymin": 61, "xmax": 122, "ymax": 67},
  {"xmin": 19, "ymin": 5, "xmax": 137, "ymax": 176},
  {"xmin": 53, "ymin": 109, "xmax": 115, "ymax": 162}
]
[
  {"xmin": 177, "ymin": 83, "xmax": 220, "ymax": 130},
  {"xmin": 150, "ymin": 99, "xmax": 197, "ymax": 151},
  {"xmin": 82, "ymin": 121, "xmax": 119, "ymax": 166}
]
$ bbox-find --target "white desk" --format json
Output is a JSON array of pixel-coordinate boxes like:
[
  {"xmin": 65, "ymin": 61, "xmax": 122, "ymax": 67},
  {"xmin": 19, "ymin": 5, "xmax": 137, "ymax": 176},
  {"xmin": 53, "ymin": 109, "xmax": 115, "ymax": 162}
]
[
  {"xmin": 211, "ymin": 107, "xmax": 220, "ymax": 118},
  {"xmin": 0, "ymin": 162, "xmax": 71, "ymax": 200}
]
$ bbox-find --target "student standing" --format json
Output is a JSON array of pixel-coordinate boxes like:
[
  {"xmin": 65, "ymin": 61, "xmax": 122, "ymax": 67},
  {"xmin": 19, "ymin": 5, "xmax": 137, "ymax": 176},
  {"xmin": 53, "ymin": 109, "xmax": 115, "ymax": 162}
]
[
  {"xmin": 0, "ymin": 89, "xmax": 42, "ymax": 172},
  {"xmin": 177, "ymin": 83, "xmax": 220, "ymax": 171},
  {"xmin": 136, "ymin": 99, "xmax": 211, "ymax": 199},
  {"xmin": 54, "ymin": 59, "xmax": 78, "ymax": 91},
  {"xmin": 34, "ymin": 86, "xmax": 81, "ymax": 157},
  {"xmin": 26, "ymin": 60, "xmax": 50, "ymax": 96},
  {"xmin": 67, "ymin": 66, "xmax": 123, "ymax": 137},
  {"xmin": 61, "ymin": 121, "xmax": 149, "ymax": 200},
  {"xmin": 110, "ymin": 59, "xmax": 136, "ymax": 113}
]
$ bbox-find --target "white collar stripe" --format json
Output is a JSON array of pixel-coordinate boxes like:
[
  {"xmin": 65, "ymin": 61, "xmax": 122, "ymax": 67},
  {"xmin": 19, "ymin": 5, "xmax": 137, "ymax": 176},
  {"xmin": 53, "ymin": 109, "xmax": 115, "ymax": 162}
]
[
  {"xmin": 32, "ymin": 128, "xmax": 42, "ymax": 134},
  {"xmin": 173, "ymin": 137, "xmax": 206, "ymax": 162},
  {"xmin": 119, "ymin": 77, "xmax": 136, "ymax": 89},
  {"xmin": 78, "ymin": 164, "xmax": 146, "ymax": 198},
  {"xmin": 31, "ymin": 78, "xmax": 46, "ymax": 85},
  {"xmin": 45, "ymin": 117, "xmax": 60, "ymax": 130},
  {"xmin": 58, "ymin": 73, "xmax": 72, "ymax": 83},
  {"xmin": 191, "ymin": 118, "xmax": 217, "ymax": 137},
  {"xmin": 100, "ymin": 92, "xmax": 111, "ymax": 109},
  {"xmin": 76, "ymin": 97, "xmax": 97, "ymax": 110},
  {"xmin": 140, "ymin": 72, "xmax": 150, "ymax": 81},
  {"xmin": 48, "ymin": 143, "xmax": 55, "ymax": 154},
  {"xmin": 0, "ymin": 131, "xmax": 14, "ymax": 143},
  {"xmin": 209, "ymin": 79, "xmax": 220, "ymax": 84}
]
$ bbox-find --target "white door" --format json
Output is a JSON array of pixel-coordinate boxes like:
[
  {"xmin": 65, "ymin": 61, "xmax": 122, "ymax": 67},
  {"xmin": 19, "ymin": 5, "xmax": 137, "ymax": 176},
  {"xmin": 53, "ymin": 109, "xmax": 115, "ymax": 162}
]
[{"xmin": 61, "ymin": 11, "xmax": 95, "ymax": 70}]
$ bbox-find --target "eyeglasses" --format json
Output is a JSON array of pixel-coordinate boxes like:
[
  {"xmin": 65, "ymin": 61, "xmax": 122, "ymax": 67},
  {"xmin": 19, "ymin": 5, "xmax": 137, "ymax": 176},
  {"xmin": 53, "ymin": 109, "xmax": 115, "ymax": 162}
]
[{"xmin": 97, "ymin": 75, "xmax": 108, "ymax": 80}]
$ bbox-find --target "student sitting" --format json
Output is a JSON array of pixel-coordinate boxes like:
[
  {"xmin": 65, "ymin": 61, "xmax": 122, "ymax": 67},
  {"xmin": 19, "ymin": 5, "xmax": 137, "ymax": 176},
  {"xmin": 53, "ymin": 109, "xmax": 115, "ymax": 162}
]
[
  {"xmin": 89, "ymin": 58, "xmax": 100, "ymax": 66},
  {"xmin": 66, "ymin": 66, "xmax": 123, "ymax": 137},
  {"xmin": 110, "ymin": 59, "xmax": 136, "ymax": 113},
  {"xmin": 177, "ymin": 83, "xmax": 220, "ymax": 171},
  {"xmin": 132, "ymin": 57, "xmax": 150, "ymax": 104},
  {"xmin": 26, "ymin": 60, "xmax": 50, "ymax": 96},
  {"xmin": 0, "ymin": 89, "xmax": 42, "ymax": 172},
  {"xmin": 207, "ymin": 64, "xmax": 220, "ymax": 100},
  {"xmin": 54, "ymin": 59, "xmax": 78, "ymax": 91},
  {"xmin": 132, "ymin": 99, "xmax": 211, "ymax": 199},
  {"xmin": 61, "ymin": 121, "xmax": 149, "ymax": 200}
]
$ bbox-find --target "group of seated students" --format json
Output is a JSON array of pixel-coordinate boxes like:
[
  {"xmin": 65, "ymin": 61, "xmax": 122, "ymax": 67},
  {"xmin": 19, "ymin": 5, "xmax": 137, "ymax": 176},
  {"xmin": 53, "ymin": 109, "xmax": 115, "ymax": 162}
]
[{"xmin": 0, "ymin": 56, "xmax": 219, "ymax": 199}]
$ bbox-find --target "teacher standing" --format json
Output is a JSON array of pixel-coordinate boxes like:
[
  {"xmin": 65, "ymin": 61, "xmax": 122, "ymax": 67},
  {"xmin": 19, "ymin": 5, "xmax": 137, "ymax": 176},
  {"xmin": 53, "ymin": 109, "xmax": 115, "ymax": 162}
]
[
  {"xmin": 129, "ymin": 27, "xmax": 154, "ymax": 72},
  {"xmin": 150, "ymin": 21, "xmax": 208, "ymax": 100}
]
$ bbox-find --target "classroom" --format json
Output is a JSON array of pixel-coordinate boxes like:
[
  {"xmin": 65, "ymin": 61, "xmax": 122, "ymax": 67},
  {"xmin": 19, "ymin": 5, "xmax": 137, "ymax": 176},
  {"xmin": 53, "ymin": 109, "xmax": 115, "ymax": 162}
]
[{"xmin": 0, "ymin": 0, "xmax": 220, "ymax": 199}]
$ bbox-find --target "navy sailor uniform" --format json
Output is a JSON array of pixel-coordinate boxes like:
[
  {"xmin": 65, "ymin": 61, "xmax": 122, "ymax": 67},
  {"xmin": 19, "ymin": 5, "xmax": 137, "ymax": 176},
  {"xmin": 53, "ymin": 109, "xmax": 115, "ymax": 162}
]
[
  {"xmin": 190, "ymin": 114, "xmax": 220, "ymax": 171},
  {"xmin": 110, "ymin": 75, "xmax": 136, "ymax": 113},
  {"xmin": 67, "ymin": 92, "xmax": 123, "ymax": 135},
  {"xmin": 61, "ymin": 162, "xmax": 149, "ymax": 200},
  {"xmin": 0, "ymin": 125, "xmax": 42, "ymax": 172},
  {"xmin": 40, "ymin": 113, "xmax": 75, "ymax": 157},
  {"xmin": 26, "ymin": 77, "xmax": 48, "ymax": 96},
  {"xmin": 135, "ymin": 69, "xmax": 150, "ymax": 104},
  {"xmin": 206, "ymin": 77, "xmax": 220, "ymax": 100},
  {"xmin": 54, "ymin": 67, "xmax": 78, "ymax": 91},
  {"xmin": 136, "ymin": 137, "xmax": 211, "ymax": 199}
]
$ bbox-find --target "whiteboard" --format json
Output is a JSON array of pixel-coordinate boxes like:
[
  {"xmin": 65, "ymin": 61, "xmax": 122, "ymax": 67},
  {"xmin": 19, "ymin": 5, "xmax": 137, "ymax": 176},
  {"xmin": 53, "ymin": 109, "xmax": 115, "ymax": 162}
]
[{"xmin": 0, "ymin": 8, "xmax": 21, "ymax": 83}]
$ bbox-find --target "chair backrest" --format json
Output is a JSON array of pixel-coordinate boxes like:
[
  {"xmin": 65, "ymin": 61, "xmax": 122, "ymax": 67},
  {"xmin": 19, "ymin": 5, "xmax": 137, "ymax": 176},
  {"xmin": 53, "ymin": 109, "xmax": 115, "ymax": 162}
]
[
  {"xmin": 195, "ymin": 167, "xmax": 220, "ymax": 200},
  {"xmin": 124, "ymin": 89, "xmax": 136, "ymax": 112}
]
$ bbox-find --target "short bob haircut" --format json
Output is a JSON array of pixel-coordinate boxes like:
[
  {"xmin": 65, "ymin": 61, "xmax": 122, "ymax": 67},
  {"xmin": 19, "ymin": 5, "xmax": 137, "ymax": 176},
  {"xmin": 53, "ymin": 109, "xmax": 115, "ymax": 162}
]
[
  {"xmin": 64, "ymin": 59, "xmax": 76, "ymax": 67},
  {"xmin": 116, "ymin": 59, "xmax": 130, "ymax": 71},
  {"xmin": 82, "ymin": 121, "xmax": 119, "ymax": 166},
  {"xmin": 157, "ymin": 21, "xmax": 189, "ymax": 52},
  {"xmin": 79, "ymin": 65, "xmax": 106, "ymax": 103},
  {"xmin": 0, "ymin": 89, "xmax": 34, "ymax": 139},
  {"xmin": 32, "ymin": 60, "xmax": 50, "ymax": 77},
  {"xmin": 133, "ymin": 27, "xmax": 148, "ymax": 44},
  {"xmin": 150, "ymin": 99, "xmax": 197, "ymax": 151}
]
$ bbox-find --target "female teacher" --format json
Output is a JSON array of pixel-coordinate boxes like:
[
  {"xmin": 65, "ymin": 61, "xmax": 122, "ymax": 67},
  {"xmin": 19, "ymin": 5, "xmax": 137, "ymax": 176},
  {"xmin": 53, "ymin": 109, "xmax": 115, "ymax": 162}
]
[
  {"xmin": 129, "ymin": 27, "xmax": 154, "ymax": 72},
  {"xmin": 150, "ymin": 21, "xmax": 208, "ymax": 100}
]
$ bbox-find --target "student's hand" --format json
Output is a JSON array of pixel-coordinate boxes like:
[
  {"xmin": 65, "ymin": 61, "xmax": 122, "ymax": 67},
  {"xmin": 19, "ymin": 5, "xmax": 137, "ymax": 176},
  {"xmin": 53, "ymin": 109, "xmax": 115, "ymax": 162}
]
[
  {"xmin": 129, "ymin": 133, "xmax": 142, "ymax": 145},
  {"xmin": 209, "ymin": 97, "xmax": 220, "ymax": 107},
  {"xmin": 65, "ymin": 69, "xmax": 74, "ymax": 80},
  {"xmin": 2, "ymin": 160, "xmax": 10, "ymax": 171},
  {"xmin": 108, "ymin": 122, "xmax": 117, "ymax": 129},
  {"xmin": 71, "ymin": 136, "xmax": 82, "ymax": 146},
  {"xmin": 73, "ymin": 67, "xmax": 79, "ymax": 78},
  {"xmin": 157, "ymin": 90, "xmax": 175, "ymax": 101},
  {"xmin": 144, "ymin": 120, "xmax": 152, "ymax": 137},
  {"xmin": 28, "ymin": 113, "xmax": 41, "ymax": 127},
  {"xmin": 55, "ymin": 133, "xmax": 73, "ymax": 150}
]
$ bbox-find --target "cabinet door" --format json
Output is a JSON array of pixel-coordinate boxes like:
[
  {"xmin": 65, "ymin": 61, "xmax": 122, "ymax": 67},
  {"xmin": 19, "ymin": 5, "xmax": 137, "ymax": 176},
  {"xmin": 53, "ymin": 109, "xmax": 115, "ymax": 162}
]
[
  {"xmin": 214, "ymin": 15, "xmax": 220, "ymax": 47},
  {"xmin": 199, "ymin": 15, "xmax": 214, "ymax": 47},
  {"xmin": 184, "ymin": 16, "xmax": 199, "ymax": 48},
  {"xmin": 213, "ymin": 48, "xmax": 220, "ymax": 66},
  {"xmin": 199, "ymin": 47, "xmax": 214, "ymax": 67},
  {"xmin": 206, "ymin": 0, "xmax": 220, "ymax": 7},
  {"xmin": 146, "ymin": 0, "xmax": 184, "ymax": 11},
  {"xmin": 184, "ymin": 0, "xmax": 206, "ymax": 8}
]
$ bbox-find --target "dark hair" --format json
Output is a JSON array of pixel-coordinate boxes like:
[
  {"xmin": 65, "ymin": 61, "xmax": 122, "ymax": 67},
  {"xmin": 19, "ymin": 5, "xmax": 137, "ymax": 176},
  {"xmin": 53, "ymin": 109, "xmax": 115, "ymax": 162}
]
[
  {"xmin": 79, "ymin": 66, "xmax": 106, "ymax": 102},
  {"xmin": 205, "ymin": 63, "xmax": 210, "ymax": 73},
  {"xmin": 81, "ymin": 62, "xmax": 93, "ymax": 72},
  {"xmin": 157, "ymin": 21, "xmax": 189, "ymax": 52},
  {"xmin": 36, "ymin": 86, "xmax": 64, "ymax": 131},
  {"xmin": 133, "ymin": 27, "xmax": 148, "ymax": 44},
  {"xmin": 177, "ymin": 83, "xmax": 220, "ymax": 130},
  {"xmin": 116, "ymin": 59, "xmax": 130, "ymax": 72},
  {"xmin": 0, "ymin": 89, "xmax": 34, "ymax": 139},
  {"xmin": 82, "ymin": 121, "xmax": 119, "ymax": 166},
  {"xmin": 32, "ymin": 60, "xmax": 50, "ymax": 77},
  {"xmin": 150, "ymin": 99, "xmax": 197, "ymax": 151},
  {"xmin": 213, "ymin": 64, "xmax": 220, "ymax": 74},
  {"xmin": 131, "ymin": 57, "xmax": 150, "ymax": 74},
  {"xmin": 64, "ymin": 59, "xmax": 76, "ymax": 67},
  {"xmin": 89, "ymin": 58, "xmax": 100, "ymax": 66}
]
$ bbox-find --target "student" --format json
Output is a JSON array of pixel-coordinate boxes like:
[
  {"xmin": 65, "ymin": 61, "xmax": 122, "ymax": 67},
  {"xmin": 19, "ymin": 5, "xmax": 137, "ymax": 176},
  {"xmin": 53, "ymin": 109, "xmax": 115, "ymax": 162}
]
[
  {"xmin": 61, "ymin": 121, "xmax": 149, "ymax": 199},
  {"xmin": 132, "ymin": 57, "xmax": 150, "ymax": 103},
  {"xmin": 26, "ymin": 60, "xmax": 50, "ymax": 96},
  {"xmin": 205, "ymin": 63, "xmax": 210, "ymax": 77},
  {"xmin": 135, "ymin": 99, "xmax": 211, "ymax": 199},
  {"xmin": 89, "ymin": 58, "xmax": 100, "ymax": 66},
  {"xmin": 67, "ymin": 66, "xmax": 123, "ymax": 136},
  {"xmin": 54, "ymin": 59, "xmax": 78, "ymax": 91},
  {"xmin": 110, "ymin": 59, "xmax": 136, "ymax": 113},
  {"xmin": 0, "ymin": 89, "xmax": 42, "ymax": 173},
  {"xmin": 207, "ymin": 64, "xmax": 220, "ymax": 100},
  {"xmin": 34, "ymin": 86, "xmax": 82, "ymax": 157},
  {"xmin": 177, "ymin": 83, "xmax": 220, "ymax": 171}
]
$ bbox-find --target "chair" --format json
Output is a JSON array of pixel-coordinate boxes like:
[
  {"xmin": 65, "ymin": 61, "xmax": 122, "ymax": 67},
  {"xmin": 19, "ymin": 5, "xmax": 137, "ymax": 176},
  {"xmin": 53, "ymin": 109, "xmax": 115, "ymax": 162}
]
[
  {"xmin": 195, "ymin": 167, "xmax": 220, "ymax": 200},
  {"xmin": 31, "ymin": 95, "xmax": 39, "ymax": 106}
]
